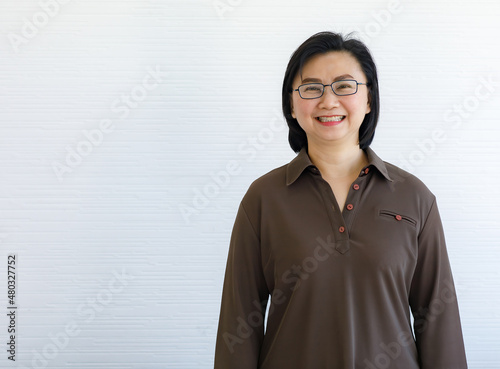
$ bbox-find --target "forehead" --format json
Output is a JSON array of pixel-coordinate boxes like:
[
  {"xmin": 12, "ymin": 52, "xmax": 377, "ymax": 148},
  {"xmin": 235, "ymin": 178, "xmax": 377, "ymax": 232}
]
[{"xmin": 298, "ymin": 51, "xmax": 365, "ymax": 80}]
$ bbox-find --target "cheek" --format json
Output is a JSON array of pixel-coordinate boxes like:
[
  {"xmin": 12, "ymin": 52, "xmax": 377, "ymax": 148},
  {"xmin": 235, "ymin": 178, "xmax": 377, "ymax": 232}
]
[
  {"xmin": 293, "ymin": 99, "xmax": 315, "ymax": 118},
  {"xmin": 346, "ymin": 96, "xmax": 370, "ymax": 115}
]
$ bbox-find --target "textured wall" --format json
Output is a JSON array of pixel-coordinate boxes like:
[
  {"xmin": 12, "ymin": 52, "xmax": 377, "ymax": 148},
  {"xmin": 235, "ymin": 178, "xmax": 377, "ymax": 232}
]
[{"xmin": 0, "ymin": 0, "xmax": 499, "ymax": 368}]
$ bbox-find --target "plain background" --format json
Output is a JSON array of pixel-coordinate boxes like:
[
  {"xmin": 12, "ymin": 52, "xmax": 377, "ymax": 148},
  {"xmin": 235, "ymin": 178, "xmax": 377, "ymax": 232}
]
[{"xmin": 1, "ymin": 0, "xmax": 499, "ymax": 368}]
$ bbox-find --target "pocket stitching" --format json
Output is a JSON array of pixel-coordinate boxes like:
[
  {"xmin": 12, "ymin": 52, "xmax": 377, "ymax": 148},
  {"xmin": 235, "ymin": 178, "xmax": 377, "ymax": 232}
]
[{"xmin": 379, "ymin": 209, "xmax": 417, "ymax": 227}]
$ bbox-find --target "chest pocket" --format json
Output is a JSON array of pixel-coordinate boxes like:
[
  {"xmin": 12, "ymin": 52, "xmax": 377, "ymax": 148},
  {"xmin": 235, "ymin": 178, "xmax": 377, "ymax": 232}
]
[
  {"xmin": 371, "ymin": 209, "xmax": 419, "ymax": 269},
  {"xmin": 379, "ymin": 209, "xmax": 417, "ymax": 227}
]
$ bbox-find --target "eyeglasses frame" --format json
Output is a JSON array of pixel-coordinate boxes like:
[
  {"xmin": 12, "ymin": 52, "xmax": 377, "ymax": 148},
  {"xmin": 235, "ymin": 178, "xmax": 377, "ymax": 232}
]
[{"xmin": 293, "ymin": 79, "xmax": 369, "ymax": 99}]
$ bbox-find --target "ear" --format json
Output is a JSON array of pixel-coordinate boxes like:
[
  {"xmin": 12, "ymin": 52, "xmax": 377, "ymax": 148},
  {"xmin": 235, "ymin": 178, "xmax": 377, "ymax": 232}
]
[
  {"xmin": 291, "ymin": 98, "xmax": 296, "ymax": 119},
  {"xmin": 365, "ymin": 93, "xmax": 372, "ymax": 114}
]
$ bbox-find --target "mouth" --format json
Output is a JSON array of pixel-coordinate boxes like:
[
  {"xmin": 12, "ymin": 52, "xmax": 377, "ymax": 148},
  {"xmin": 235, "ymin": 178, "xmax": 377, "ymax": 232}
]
[{"xmin": 316, "ymin": 115, "xmax": 346, "ymax": 125}]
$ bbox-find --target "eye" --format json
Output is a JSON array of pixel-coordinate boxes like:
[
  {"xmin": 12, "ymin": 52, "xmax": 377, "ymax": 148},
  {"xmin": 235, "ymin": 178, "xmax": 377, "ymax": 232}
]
[
  {"xmin": 337, "ymin": 82, "xmax": 355, "ymax": 89},
  {"xmin": 303, "ymin": 85, "xmax": 322, "ymax": 92}
]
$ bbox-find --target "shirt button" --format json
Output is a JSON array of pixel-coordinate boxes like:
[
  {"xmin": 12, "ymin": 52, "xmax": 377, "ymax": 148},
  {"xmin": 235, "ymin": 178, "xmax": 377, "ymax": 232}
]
[
  {"xmin": 395, "ymin": 215, "xmax": 402, "ymax": 221},
  {"xmin": 339, "ymin": 226, "xmax": 345, "ymax": 233},
  {"xmin": 364, "ymin": 168, "xmax": 370, "ymax": 175},
  {"xmin": 353, "ymin": 184, "xmax": 360, "ymax": 190},
  {"xmin": 346, "ymin": 204, "xmax": 354, "ymax": 210}
]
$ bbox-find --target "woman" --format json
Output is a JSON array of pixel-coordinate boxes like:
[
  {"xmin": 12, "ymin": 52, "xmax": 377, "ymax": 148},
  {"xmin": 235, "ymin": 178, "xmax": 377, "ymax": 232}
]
[{"xmin": 214, "ymin": 31, "xmax": 467, "ymax": 369}]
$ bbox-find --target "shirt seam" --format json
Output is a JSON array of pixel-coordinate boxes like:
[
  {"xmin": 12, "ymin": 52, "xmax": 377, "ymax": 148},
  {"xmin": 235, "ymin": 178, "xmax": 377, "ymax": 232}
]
[
  {"xmin": 240, "ymin": 201, "xmax": 260, "ymax": 241},
  {"xmin": 418, "ymin": 195, "xmax": 437, "ymax": 236}
]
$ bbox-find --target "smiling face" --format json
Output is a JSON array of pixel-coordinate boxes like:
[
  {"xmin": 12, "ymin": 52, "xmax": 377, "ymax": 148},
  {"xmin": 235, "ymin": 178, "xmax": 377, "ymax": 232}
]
[{"xmin": 291, "ymin": 51, "xmax": 371, "ymax": 150}]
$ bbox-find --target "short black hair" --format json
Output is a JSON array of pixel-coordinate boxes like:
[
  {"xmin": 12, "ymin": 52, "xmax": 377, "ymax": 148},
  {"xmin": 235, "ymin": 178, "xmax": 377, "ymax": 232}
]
[{"xmin": 282, "ymin": 31, "xmax": 380, "ymax": 152}]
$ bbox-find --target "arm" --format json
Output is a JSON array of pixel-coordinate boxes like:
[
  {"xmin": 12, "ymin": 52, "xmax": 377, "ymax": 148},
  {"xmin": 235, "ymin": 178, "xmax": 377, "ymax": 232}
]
[
  {"xmin": 409, "ymin": 198, "xmax": 467, "ymax": 368},
  {"xmin": 214, "ymin": 203, "xmax": 269, "ymax": 369}
]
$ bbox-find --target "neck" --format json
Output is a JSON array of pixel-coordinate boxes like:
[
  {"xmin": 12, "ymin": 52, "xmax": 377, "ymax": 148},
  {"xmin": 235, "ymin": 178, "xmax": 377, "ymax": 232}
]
[{"xmin": 307, "ymin": 141, "xmax": 368, "ymax": 180}]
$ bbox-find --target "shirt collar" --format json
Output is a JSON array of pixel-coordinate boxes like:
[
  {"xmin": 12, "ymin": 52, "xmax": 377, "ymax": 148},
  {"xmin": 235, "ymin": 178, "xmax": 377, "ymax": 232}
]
[{"xmin": 286, "ymin": 146, "xmax": 393, "ymax": 186}]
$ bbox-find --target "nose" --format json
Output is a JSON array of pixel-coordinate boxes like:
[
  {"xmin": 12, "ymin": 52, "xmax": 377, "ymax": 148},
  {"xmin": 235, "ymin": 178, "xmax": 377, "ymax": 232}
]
[{"xmin": 319, "ymin": 85, "xmax": 340, "ymax": 108}]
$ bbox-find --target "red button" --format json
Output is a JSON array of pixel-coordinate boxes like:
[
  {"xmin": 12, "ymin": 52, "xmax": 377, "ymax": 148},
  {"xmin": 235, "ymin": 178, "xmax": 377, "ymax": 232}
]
[
  {"xmin": 364, "ymin": 168, "xmax": 370, "ymax": 174},
  {"xmin": 395, "ymin": 215, "xmax": 402, "ymax": 221},
  {"xmin": 353, "ymin": 184, "xmax": 360, "ymax": 190},
  {"xmin": 347, "ymin": 204, "xmax": 353, "ymax": 210},
  {"xmin": 339, "ymin": 226, "xmax": 345, "ymax": 233}
]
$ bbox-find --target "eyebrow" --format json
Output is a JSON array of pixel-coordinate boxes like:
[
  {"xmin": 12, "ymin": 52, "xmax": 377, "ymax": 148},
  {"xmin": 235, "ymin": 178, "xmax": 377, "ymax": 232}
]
[{"xmin": 301, "ymin": 74, "xmax": 354, "ymax": 84}]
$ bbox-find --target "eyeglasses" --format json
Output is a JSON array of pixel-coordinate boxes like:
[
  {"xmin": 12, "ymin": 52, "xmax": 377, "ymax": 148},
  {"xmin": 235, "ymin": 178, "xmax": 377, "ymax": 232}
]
[{"xmin": 294, "ymin": 79, "xmax": 368, "ymax": 99}]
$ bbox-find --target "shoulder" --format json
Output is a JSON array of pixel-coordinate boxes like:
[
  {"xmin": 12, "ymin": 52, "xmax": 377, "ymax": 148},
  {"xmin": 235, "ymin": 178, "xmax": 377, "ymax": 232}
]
[
  {"xmin": 235, "ymin": 164, "xmax": 288, "ymax": 233},
  {"xmin": 367, "ymin": 146, "xmax": 436, "ymax": 204},
  {"xmin": 382, "ymin": 161, "xmax": 437, "ymax": 215},
  {"xmin": 371, "ymin": 158, "xmax": 442, "ymax": 233},
  {"xmin": 243, "ymin": 163, "xmax": 288, "ymax": 203},
  {"xmin": 367, "ymin": 147, "xmax": 434, "ymax": 201},
  {"xmin": 387, "ymin": 162, "xmax": 432, "ymax": 192}
]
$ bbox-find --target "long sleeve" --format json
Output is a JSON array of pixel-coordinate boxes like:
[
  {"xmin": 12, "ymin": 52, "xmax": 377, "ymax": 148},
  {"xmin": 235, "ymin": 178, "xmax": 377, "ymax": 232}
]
[
  {"xmin": 409, "ymin": 198, "xmax": 467, "ymax": 368},
  {"xmin": 214, "ymin": 202, "xmax": 270, "ymax": 369}
]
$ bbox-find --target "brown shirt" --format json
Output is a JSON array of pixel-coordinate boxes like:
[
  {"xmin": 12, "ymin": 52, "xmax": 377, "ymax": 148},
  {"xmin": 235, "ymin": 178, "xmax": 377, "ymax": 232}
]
[{"xmin": 215, "ymin": 147, "xmax": 467, "ymax": 369}]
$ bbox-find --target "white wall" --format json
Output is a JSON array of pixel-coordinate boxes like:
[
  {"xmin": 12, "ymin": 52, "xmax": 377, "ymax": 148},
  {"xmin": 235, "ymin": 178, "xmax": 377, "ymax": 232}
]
[{"xmin": 0, "ymin": 0, "xmax": 499, "ymax": 368}]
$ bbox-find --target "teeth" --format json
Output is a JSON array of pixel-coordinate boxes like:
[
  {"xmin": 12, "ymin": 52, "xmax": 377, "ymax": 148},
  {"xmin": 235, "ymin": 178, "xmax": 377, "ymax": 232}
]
[{"xmin": 317, "ymin": 116, "xmax": 345, "ymax": 122}]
